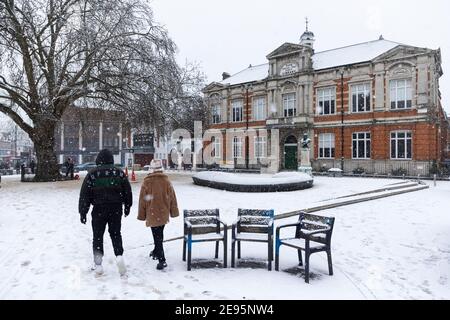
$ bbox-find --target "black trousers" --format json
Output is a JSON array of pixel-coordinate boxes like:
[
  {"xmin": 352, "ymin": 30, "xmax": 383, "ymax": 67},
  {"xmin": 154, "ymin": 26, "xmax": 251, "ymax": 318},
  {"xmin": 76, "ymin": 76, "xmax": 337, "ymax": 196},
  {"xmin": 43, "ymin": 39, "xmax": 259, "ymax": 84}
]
[
  {"xmin": 151, "ymin": 225, "xmax": 165, "ymax": 261},
  {"xmin": 92, "ymin": 205, "xmax": 124, "ymax": 259}
]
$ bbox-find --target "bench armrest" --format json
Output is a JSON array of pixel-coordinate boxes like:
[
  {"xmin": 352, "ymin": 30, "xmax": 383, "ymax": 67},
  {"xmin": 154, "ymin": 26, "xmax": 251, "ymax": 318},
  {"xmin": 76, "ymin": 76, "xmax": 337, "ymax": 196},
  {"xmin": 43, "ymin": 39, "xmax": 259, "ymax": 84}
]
[
  {"xmin": 184, "ymin": 220, "xmax": 193, "ymax": 229},
  {"xmin": 299, "ymin": 227, "xmax": 331, "ymax": 239},
  {"xmin": 268, "ymin": 220, "xmax": 274, "ymax": 235},
  {"xmin": 216, "ymin": 218, "xmax": 228, "ymax": 229},
  {"xmin": 276, "ymin": 221, "xmax": 301, "ymax": 232}
]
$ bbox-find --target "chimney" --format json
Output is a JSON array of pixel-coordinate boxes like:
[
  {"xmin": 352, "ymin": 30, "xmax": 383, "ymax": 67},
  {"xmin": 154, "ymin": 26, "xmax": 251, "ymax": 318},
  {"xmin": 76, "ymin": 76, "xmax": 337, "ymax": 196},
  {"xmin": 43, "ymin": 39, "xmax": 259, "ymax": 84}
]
[{"xmin": 222, "ymin": 72, "xmax": 230, "ymax": 80}]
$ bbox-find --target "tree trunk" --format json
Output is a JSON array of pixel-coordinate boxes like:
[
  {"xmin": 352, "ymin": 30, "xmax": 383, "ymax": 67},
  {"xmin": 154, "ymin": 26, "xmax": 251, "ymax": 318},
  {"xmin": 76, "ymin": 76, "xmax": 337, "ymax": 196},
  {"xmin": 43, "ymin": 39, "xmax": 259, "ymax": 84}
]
[{"xmin": 32, "ymin": 120, "xmax": 61, "ymax": 182}]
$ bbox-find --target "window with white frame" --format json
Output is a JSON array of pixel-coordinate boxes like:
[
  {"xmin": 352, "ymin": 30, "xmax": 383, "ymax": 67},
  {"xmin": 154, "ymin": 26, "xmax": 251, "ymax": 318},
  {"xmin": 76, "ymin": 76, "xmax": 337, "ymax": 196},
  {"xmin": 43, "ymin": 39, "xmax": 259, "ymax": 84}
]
[
  {"xmin": 317, "ymin": 87, "xmax": 336, "ymax": 115},
  {"xmin": 253, "ymin": 97, "xmax": 266, "ymax": 121},
  {"xmin": 211, "ymin": 136, "xmax": 221, "ymax": 159},
  {"xmin": 352, "ymin": 132, "xmax": 371, "ymax": 159},
  {"xmin": 232, "ymin": 136, "xmax": 243, "ymax": 158},
  {"xmin": 391, "ymin": 131, "xmax": 412, "ymax": 159},
  {"xmin": 283, "ymin": 93, "xmax": 297, "ymax": 117},
  {"xmin": 390, "ymin": 79, "xmax": 412, "ymax": 110},
  {"xmin": 318, "ymin": 133, "xmax": 335, "ymax": 159},
  {"xmin": 232, "ymin": 100, "xmax": 243, "ymax": 122},
  {"xmin": 254, "ymin": 136, "xmax": 266, "ymax": 158},
  {"xmin": 351, "ymin": 83, "xmax": 371, "ymax": 112},
  {"xmin": 212, "ymin": 104, "xmax": 221, "ymax": 124}
]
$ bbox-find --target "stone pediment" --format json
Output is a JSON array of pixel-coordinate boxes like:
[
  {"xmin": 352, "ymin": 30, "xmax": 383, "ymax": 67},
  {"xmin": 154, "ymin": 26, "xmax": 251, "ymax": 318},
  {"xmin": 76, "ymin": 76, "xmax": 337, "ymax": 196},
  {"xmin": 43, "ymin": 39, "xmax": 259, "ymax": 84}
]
[
  {"xmin": 203, "ymin": 82, "xmax": 226, "ymax": 92},
  {"xmin": 267, "ymin": 43, "xmax": 303, "ymax": 59},
  {"xmin": 373, "ymin": 45, "xmax": 431, "ymax": 63}
]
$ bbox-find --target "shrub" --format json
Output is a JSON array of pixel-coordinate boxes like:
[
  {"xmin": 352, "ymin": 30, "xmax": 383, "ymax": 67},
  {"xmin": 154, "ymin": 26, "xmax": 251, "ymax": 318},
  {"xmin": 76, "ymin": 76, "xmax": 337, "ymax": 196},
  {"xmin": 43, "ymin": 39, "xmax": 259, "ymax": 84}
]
[
  {"xmin": 353, "ymin": 167, "xmax": 365, "ymax": 175},
  {"xmin": 392, "ymin": 167, "xmax": 408, "ymax": 176},
  {"xmin": 429, "ymin": 161, "xmax": 439, "ymax": 175}
]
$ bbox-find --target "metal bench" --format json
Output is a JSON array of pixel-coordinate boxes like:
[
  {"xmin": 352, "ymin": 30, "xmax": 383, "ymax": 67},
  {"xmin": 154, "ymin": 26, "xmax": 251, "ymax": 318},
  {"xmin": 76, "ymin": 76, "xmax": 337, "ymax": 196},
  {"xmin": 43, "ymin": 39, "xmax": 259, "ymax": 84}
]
[
  {"xmin": 183, "ymin": 209, "xmax": 228, "ymax": 271},
  {"xmin": 231, "ymin": 209, "xmax": 274, "ymax": 270},
  {"xmin": 275, "ymin": 211, "xmax": 335, "ymax": 283}
]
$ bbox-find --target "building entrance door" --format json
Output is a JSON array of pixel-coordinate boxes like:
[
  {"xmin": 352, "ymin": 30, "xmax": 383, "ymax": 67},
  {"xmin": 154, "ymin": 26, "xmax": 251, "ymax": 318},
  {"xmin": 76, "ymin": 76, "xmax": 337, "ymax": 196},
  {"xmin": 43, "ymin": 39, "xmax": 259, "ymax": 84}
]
[{"xmin": 284, "ymin": 135, "xmax": 298, "ymax": 170}]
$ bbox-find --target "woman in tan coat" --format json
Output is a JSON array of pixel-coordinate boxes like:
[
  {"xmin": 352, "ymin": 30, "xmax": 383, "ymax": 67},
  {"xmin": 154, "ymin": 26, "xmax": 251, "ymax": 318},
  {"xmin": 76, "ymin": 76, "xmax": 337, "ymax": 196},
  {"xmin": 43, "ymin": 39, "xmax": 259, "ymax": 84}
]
[{"xmin": 138, "ymin": 159, "xmax": 179, "ymax": 270}]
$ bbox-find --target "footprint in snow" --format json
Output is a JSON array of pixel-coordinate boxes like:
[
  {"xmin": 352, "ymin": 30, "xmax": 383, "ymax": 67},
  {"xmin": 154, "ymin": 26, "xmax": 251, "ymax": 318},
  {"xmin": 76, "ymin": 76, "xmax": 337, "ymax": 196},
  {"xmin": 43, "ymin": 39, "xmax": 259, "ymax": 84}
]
[{"xmin": 21, "ymin": 261, "xmax": 31, "ymax": 267}]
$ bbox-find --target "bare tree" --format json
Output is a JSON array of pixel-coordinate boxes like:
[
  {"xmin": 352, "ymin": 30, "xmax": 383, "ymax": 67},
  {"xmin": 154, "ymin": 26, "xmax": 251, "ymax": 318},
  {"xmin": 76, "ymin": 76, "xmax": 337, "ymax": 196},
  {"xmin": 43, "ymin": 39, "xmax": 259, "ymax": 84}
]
[
  {"xmin": 0, "ymin": 0, "xmax": 177, "ymax": 181},
  {"xmin": 123, "ymin": 60, "xmax": 209, "ymax": 138}
]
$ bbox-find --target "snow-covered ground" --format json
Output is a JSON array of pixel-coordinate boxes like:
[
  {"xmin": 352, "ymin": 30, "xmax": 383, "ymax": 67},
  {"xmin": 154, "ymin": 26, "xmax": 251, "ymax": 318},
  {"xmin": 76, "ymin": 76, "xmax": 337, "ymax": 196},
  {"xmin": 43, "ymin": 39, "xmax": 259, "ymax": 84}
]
[{"xmin": 0, "ymin": 172, "xmax": 449, "ymax": 300}]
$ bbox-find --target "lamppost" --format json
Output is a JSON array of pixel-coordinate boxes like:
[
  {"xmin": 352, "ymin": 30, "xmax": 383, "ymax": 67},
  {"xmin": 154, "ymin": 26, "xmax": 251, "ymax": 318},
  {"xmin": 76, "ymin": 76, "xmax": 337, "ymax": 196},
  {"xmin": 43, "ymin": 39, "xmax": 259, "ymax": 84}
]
[
  {"xmin": 244, "ymin": 83, "xmax": 252, "ymax": 170},
  {"xmin": 340, "ymin": 69, "xmax": 345, "ymax": 171}
]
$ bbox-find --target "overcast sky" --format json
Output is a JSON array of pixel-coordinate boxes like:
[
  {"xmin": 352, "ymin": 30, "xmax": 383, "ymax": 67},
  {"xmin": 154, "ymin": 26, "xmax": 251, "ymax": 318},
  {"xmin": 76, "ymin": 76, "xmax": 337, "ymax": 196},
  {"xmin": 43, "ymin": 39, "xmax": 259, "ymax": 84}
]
[{"xmin": 151, "ymin": 0, "xmax": 450, "ymax": 113}]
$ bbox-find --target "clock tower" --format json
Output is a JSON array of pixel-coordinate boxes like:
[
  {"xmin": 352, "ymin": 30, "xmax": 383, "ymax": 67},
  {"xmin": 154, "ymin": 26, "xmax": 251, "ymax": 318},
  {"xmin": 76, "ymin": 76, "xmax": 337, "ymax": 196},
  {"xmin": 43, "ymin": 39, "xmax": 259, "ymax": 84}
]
[{"xmin": 300, "ymin": 17, "xmax": 315, "ymax": 49}]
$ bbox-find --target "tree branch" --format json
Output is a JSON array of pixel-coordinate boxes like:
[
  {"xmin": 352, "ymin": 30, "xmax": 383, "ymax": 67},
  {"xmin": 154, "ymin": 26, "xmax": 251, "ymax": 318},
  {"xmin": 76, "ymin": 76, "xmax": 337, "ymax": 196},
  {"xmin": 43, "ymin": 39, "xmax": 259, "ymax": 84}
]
[{"xmin": 0, "ymin": 101, "xmax": 33, "ymax": 135}]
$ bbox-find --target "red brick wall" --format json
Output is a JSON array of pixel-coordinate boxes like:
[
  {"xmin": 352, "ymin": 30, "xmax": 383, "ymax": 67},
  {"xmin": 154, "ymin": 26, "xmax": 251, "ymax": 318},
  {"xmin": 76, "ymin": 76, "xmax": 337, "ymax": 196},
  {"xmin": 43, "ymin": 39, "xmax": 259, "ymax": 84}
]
[{"xmin": 314, "ymin": 123, "xmax": 440, "ymax": 161}]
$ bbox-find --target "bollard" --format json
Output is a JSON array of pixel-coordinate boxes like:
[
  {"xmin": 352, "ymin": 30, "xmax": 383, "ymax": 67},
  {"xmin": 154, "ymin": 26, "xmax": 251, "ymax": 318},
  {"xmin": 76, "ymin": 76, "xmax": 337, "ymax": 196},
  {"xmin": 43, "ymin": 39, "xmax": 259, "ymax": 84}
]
[{"xmin": 434, "ymin": 174, "xmax": 437, "ymax": 187}]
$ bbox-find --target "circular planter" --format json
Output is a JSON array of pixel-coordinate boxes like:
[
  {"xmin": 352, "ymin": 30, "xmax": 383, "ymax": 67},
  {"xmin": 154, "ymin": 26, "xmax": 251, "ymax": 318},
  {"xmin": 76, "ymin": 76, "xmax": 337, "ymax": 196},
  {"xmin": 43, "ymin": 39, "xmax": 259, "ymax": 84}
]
[{"xmin": 192, "ymin": 171, "xmax": 314, "ymax": 193}]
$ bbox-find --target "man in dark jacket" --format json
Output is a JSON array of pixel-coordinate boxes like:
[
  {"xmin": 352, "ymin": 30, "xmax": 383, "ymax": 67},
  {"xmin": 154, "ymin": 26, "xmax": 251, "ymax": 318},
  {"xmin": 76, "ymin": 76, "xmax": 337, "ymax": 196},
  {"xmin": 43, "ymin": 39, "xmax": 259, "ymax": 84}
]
[
  {"xmin": 78, "ymin": 149, "xmax": 132, "ymax": 277},
  {"xmin": 30, "ymin": 159, "xmax": 36, "ymax": 175}
]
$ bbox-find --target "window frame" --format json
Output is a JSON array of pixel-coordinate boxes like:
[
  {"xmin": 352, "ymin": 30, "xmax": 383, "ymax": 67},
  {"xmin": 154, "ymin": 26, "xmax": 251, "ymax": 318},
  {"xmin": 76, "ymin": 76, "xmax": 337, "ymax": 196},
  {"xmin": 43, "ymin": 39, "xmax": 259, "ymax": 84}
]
[
  {"xmin": 352, "ymin": 132, "xmax": 371, "ymax": 159},
  {"xmin": 390, "ymin": 79, "xmax": 412, "ymax": 110},
  {"xmin": 390, "ymin": 131, "xmax": 412, "ymax": 160},
  {"xmin": 254, "ymin": 136, "xmax": 267, "ymax": 159},
  {"xmin": 253, "ymin": 96, "xmax": 266, "ymax": 121},
  {"xmin": 211, "ymin": 103, "xmax": 221, "ymax": 124},
  {"xmin": 282, "ymin": 93, "xmax": 297, "ymax": 117},
  {"xmin": 211, "ymin": 136, "xmax": 221, "ymax": 159},
  {"xmin": 318, "ymin": 133, "xmax": 335, "ymax": 159},
  {"xmin": 317, "ymin": 87, "xmax": 336, "ymax": 116},
  {"xmin": 231, "ymin": 100, "xmax": 243, "ymax": 123},
  {"xmin": 232, "ymin": 136, "xmax": 243, "ymax": 159},
  {"xmin": 350, "ymin": 83, "xmax": 371, "ymax": 113}
]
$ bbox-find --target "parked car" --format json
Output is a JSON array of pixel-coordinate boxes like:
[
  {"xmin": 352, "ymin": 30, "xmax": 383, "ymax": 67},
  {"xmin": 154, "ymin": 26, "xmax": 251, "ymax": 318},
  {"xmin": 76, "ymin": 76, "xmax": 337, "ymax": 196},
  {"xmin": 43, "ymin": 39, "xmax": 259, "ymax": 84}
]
[
  {"xmin": 75, "ymin": 162, "xmax": 97, "ymax": 172},
  {"xmin": 59, "ymin": 164, "xmax": 80, "ymax": 175}
]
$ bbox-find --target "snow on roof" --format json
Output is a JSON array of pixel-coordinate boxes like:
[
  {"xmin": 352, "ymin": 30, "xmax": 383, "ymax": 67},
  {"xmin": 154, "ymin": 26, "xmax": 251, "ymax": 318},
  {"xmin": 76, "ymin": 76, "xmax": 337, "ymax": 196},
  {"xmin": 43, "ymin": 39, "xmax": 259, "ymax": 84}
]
[
  {"xmin": 217, "ymin": 39, "xmax": 402, "ymax": 86},
  {"xmin": 312, "ymin": 39, "xmax": 400, "ymax": 70},
  {"xmin": 219, "ymin": 63, "xmax": 269, "ymax": 85}
]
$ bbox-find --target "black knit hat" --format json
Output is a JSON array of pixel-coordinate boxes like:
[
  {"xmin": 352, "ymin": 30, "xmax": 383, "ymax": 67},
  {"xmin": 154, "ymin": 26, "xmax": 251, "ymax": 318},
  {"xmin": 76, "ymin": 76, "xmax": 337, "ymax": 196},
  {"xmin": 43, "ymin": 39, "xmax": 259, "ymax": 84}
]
[{"xmin": 96, "ymin": 149, "xmax": 114, "ymax": 165}]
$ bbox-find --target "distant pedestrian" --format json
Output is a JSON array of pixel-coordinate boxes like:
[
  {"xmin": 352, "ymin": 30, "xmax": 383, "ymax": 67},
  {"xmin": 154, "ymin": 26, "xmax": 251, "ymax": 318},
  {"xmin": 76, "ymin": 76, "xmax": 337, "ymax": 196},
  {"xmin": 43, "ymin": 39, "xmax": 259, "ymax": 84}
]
[
  {"xmin": 65, "ymin": 157, "xmax": 74, "ymax": 179},
  {"xmin": 30, "ymin": 159, "xmax": 36, "ymax": 175},
  {"xmin": 20, "ymin": 163, "xmax": 25, "ymax": 180},
  {"xmin": 78, "ymin": 149, "xmax": 133, "ymax": 277},
  {"xmin": 138, "ymin": 159, "xmax": 179, "ymax": 270}
]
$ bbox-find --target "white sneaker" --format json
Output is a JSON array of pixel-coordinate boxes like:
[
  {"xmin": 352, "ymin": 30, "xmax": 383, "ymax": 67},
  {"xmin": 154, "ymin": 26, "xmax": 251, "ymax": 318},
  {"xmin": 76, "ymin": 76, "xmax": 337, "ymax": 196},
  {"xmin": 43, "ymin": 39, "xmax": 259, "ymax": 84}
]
[
  {"xmin": 91, "ymin": 264, "xmax": 104, "ymax": 276},
  {"xmin": 116, "ymin": 255, "xmax": 127, "ymax": 277}
]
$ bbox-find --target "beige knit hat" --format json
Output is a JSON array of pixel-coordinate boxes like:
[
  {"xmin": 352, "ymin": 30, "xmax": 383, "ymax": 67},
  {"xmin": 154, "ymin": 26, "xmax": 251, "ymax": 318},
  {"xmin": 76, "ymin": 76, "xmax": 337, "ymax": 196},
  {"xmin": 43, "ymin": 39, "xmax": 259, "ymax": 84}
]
[{"xmin": 150, "ymin": 159, "xmax": 163, "ymax": 171}]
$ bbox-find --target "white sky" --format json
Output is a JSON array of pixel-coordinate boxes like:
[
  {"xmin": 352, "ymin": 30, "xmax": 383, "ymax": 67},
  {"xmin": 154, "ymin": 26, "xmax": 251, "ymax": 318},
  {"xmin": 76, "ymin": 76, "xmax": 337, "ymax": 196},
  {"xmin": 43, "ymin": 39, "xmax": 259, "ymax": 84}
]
[{"xmin": 151, "ymin": 0, "xmax": 450, "ymax": 113}]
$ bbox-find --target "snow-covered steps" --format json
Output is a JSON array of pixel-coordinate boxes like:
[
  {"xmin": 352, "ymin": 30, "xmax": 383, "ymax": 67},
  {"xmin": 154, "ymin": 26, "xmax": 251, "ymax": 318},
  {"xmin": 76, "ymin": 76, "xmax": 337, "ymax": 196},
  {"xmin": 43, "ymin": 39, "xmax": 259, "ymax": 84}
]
[
  {"xmin": 276, "ymin": 181, "xmax": 429, "ymax": 220},
  {"xmin": 319, "ymin": 180, "xmax": 422, "ymax": 202}
]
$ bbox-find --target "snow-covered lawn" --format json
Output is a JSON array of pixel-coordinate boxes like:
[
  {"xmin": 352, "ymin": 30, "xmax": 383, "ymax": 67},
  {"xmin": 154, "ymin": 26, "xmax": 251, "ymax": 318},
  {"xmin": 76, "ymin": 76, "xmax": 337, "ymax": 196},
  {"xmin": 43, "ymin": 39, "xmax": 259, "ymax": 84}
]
[{"xmin": 0, "ymin": 172, "xmax": 449, "ymax": 299}]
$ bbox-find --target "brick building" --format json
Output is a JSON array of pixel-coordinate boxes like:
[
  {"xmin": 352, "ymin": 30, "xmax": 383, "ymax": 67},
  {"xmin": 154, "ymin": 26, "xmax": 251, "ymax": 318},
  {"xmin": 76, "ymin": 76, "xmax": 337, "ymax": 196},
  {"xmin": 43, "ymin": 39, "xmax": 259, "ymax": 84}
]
[
  {"xmin": 55, "ymin": 107, "xmax": 174, "ymax": 168},
  {"xmin": 203, "ymin": 26, "xmax": 447, "ymax": 176}
]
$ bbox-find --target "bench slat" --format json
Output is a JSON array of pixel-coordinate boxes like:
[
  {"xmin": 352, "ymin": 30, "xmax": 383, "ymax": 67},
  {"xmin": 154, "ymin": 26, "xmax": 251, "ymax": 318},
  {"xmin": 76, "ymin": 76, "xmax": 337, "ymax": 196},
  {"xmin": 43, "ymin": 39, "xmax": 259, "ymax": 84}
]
[
  {"xmin": 240, "ymin": 216, "xmax": 271, "ymax": 225},
  {"xmin": 189, "ymin": 226, "xmax": 219, "ymax": 235},
  {"xmin": 238, "ymin": 209, "xmax": 274, "ymax": 217},
  {"xmin": 186, "ymin": 217, "xmax": 218, "ymax": 225},
  {"xmin": 184, "ymin": 209, "xmax": 219, "ymax": 217},
  {"xmin": 238, "ymin": 226, "xmax": 269, "ymax": 234}
]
